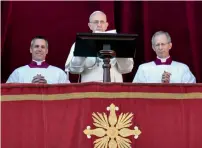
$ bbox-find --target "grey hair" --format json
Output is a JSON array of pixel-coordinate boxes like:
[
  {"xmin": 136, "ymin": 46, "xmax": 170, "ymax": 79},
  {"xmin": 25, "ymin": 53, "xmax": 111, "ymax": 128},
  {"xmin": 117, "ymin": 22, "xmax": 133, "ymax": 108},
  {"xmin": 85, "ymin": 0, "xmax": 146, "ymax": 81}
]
[
  {"xmin": 30, "ymin": 36, "xmax": 48, "ymax": 48},
  {"xmin": 151, "ymin": 31, "xmax": 171, "ymax": 45},
  {"xmin": 89, "ymin": 11, "xmax": 106, "ymax": 22}
]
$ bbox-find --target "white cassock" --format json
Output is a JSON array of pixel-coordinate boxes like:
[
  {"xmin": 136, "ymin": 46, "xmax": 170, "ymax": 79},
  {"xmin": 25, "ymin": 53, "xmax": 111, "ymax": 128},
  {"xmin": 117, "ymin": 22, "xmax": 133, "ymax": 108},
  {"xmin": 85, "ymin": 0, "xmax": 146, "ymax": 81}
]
[
  {"xmin": 7, "ymin": 62, "xmax": 70, "ymax": 84},
  {"xmin": 65, "ymin": 30, "xmax": 133, "ymax": 82},
  {"xmin": 133, "ymin": 61, "xmax": 196, "ymax": 83}
]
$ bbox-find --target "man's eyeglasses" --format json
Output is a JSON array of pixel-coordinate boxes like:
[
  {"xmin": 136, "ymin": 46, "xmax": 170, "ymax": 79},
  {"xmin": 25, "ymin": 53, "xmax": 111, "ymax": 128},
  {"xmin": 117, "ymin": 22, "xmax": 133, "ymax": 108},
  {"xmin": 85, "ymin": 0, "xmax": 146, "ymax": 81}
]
[
  {"xmin": 154, "ymin": 42, "xmax": 170, "ymax": 48},
  {"xmin": 90, "ymin": 20, "xmax": 106, "ymax": 25}
]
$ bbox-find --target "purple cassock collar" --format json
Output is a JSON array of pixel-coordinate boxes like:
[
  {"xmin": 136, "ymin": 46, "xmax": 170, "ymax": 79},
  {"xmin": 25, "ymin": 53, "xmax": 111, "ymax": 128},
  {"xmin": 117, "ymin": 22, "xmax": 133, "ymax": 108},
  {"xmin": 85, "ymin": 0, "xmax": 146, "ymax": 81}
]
[
  {"xmin": 28, "ymin": 61, "xmax": 49, "ymax": 68},
  {"xmin": 154, "ymin": 57, "xmax": 172, "ymax": 65}
]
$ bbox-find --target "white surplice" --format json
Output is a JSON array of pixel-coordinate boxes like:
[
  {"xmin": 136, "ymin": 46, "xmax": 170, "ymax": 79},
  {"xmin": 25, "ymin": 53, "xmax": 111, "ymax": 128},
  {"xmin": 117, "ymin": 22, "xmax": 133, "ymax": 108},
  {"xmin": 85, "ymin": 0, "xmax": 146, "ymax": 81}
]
[
  {"xmin": 133, "ymin": 60, "xmax": 196, "ymax": 83},
  {"xmin": 7, "ymin": 63, "xmax": 70, "ymax": 84}
]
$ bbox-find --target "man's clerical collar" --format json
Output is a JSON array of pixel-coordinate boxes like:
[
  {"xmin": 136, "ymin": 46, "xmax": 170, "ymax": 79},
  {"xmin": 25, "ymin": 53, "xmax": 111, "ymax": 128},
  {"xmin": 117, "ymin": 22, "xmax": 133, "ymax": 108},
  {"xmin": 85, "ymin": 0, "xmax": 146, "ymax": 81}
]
[
  {"xmin": 154, "ymin": 56, "xmax": 172, "ymax": 65},
  {"xmin": 28, "ymin": 60, "xmax": 49, "ymax": 68}
]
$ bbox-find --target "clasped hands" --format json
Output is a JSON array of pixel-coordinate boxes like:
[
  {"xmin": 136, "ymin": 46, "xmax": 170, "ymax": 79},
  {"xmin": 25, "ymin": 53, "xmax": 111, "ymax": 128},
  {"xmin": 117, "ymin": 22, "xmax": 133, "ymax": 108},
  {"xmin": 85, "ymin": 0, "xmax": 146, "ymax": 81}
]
[
  {"xmin": 161, "ymin": 71, "xmax": 171, "ymax": 83},
  {"xmin": 32, "ymin": 74, "xmax": 47, "ymax": 84}
]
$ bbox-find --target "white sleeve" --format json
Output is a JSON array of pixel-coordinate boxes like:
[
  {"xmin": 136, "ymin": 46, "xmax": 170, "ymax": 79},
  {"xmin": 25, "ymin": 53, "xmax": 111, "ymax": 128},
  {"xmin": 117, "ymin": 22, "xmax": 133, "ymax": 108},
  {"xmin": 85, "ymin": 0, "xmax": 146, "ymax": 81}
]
[
  {"xmin": 6, "ymin": 69, "xmax": 20, "ymax": 83},
  {"xmin": 132, "ymin": 65, "xmax": 147, "ymax": 83},
  {"xmin": 65, "ymin": 43, "xmax": 86, "ymax": 74},
  {"xmin": 181, "ymin": 66, "xmax": 196, "ymax": 83},
  {"xmin": 116, "ymin": 58, "xmax": 134, "ymax": 74},
  {"xmin": 58, "ymin": 70, "xmax": 70, "ymax": 83}
]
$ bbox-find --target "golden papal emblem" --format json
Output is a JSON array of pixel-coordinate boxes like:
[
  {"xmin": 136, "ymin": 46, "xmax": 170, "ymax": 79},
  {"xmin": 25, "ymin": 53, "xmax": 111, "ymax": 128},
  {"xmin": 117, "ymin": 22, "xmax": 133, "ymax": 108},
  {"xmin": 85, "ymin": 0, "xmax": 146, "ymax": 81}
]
[{"xmin": 83, "ymin": 103, "xmax": 141, "ymax": 148}]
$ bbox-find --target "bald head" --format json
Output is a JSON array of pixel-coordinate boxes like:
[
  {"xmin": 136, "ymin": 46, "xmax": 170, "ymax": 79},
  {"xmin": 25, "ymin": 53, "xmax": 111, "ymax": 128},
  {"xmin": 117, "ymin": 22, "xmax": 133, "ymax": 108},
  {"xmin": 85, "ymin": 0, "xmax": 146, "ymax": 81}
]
[{"xmin": 89, "ymin": 11, "xmax": 107, "ymax": 22}]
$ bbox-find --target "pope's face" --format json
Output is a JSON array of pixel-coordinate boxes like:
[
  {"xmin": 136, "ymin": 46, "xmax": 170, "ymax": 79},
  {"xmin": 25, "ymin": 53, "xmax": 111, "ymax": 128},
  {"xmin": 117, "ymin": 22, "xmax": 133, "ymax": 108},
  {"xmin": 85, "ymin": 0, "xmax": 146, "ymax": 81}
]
[{"xmin": 88, "ymin": 12, "xmax": 109, "ymax": 32}]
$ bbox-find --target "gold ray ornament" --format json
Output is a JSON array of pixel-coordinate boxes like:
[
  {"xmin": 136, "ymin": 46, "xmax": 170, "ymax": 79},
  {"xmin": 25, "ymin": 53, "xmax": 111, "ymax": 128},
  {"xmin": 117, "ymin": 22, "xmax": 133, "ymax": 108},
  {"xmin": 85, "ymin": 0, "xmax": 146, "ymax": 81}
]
[{"xmin": 83, "ymin": 103, "xmax": 141, "ymax": 148}]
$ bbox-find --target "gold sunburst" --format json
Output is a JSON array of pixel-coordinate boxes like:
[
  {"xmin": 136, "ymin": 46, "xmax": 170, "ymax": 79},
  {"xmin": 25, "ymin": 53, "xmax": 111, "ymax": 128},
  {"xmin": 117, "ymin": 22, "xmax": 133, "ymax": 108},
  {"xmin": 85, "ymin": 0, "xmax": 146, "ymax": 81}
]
[{"xmin": 83, "ymin": 103, "xmax": 141, "ymax": 148}]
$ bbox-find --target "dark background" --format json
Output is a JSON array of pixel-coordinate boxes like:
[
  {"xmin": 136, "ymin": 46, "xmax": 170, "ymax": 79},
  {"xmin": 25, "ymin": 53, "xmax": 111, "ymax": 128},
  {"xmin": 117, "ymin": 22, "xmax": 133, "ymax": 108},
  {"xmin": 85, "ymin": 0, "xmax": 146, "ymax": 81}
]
[{"xmin": 1, "ymin": 1, "xmax": 202, "ymax": 82}]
